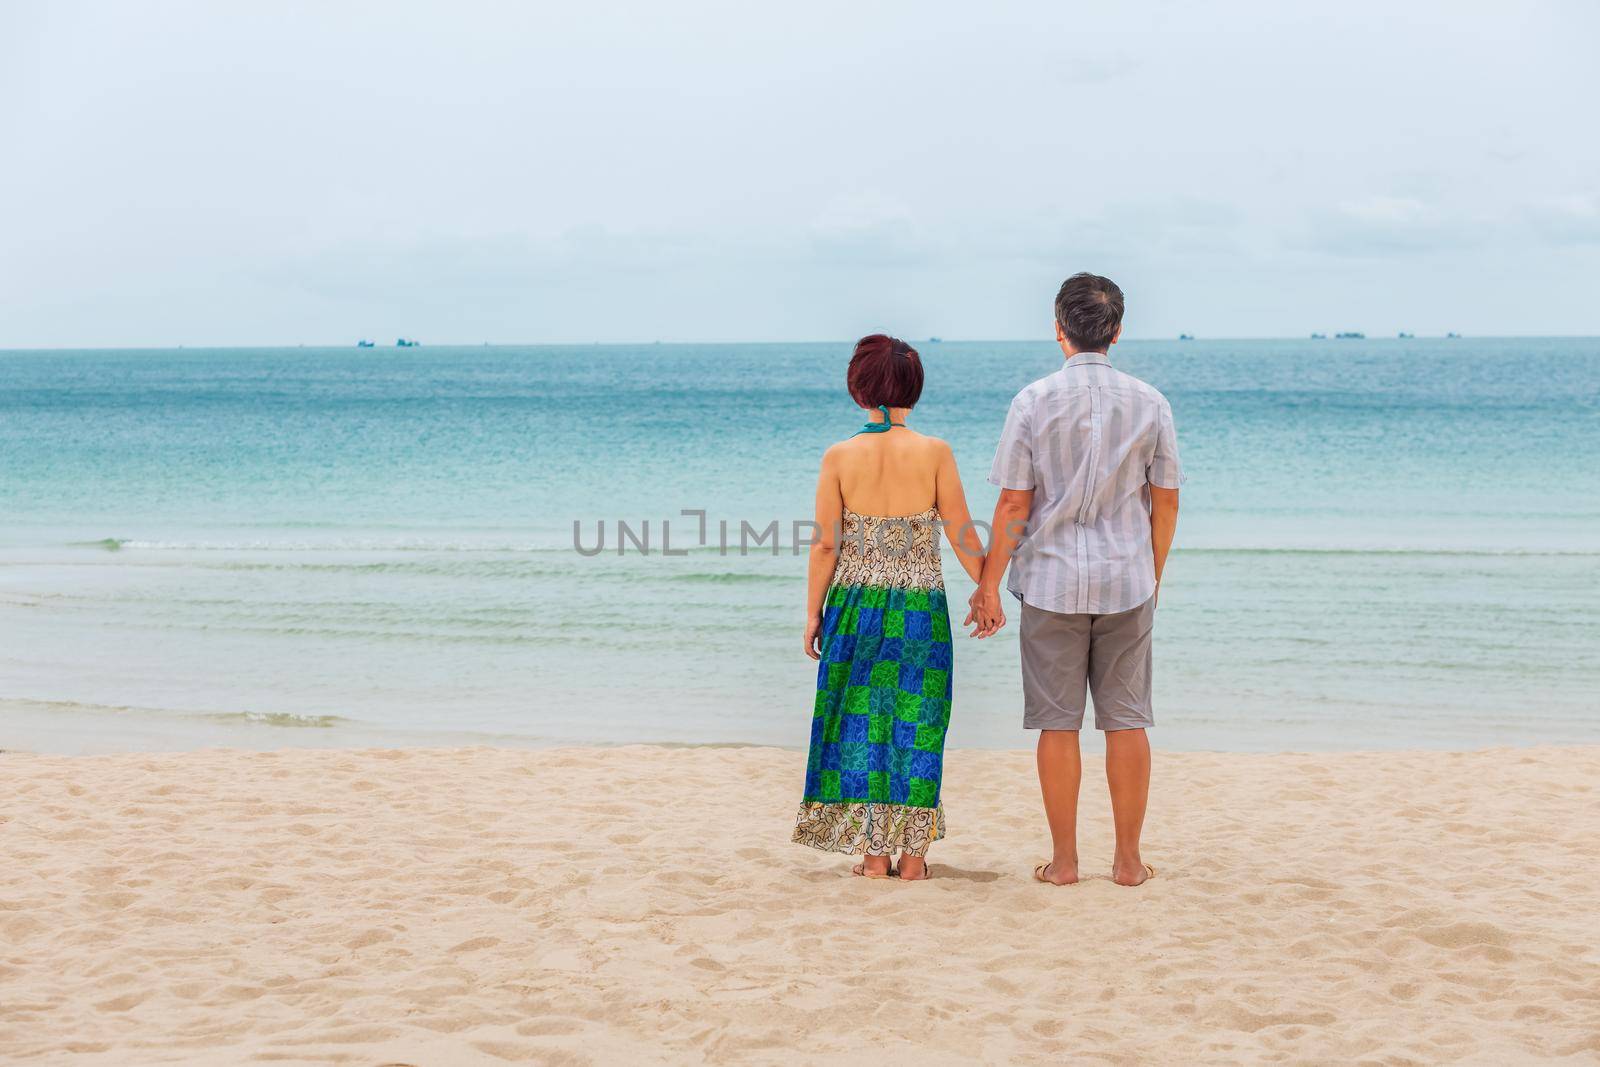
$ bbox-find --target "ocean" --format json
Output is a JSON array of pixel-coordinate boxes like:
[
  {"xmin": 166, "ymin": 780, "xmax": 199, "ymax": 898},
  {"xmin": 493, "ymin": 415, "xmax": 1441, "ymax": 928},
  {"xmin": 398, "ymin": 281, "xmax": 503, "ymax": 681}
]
[{"xmin": 2, "ymin": 338, "xmax": 1597, "ymax": 753}]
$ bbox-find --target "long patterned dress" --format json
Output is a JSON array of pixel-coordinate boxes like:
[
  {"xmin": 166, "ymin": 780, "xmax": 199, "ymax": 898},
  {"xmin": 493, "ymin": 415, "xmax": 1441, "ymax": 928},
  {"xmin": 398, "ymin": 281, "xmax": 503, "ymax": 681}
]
[{"xmin": 792, "ymin": 506, "xmax": 952, "ymax": 857}]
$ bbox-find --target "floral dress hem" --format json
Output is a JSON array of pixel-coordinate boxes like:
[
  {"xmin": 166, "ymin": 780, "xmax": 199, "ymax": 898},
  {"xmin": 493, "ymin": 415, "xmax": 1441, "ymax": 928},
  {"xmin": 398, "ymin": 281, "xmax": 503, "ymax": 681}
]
[{"xmin": 791, "ymin": 801, "xmax": 946, "ymax": 858}]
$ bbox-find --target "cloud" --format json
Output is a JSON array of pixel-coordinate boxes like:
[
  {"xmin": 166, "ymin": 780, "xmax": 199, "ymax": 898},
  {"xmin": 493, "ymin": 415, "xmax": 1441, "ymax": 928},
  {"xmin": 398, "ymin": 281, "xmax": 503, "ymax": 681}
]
[
  {"xmin": 1337, "ymin": 196, "xmax": 1431, "ymax": 225},
  {"xmin": 253, "ymin": 225, "xmax": 728, "ymax": 303},
  {"xmin": 1523, "ymin": 193, "xmax": 1600, "ymax": 246},
  {"xmin": 1046, "ymin": 54, "xmax": 1142, "ymax": 87},
  {"xmin": 963, "ymin": 199, "xmax": 1250, "ymax": 267},
  {"xmin": 1294, "ymin": 195, "xmax": 1487, "ymax": 256},
  {"xmin": 1291, "ymin": 191, "xmax": 1600, "ymax": 259},
  {"xmin": 805, "ymin": 192, "xmax": 926, "ymax": 266}
]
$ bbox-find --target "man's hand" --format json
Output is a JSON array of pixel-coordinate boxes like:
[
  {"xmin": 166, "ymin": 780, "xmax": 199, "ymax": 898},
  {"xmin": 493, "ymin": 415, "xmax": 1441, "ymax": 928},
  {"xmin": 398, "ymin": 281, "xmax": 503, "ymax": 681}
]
[
  {"xmin": 963, "ymin": 584, "xmax": 1006, "ymax": 638},
  {"xmin": 970, "ymin": 488, "xmax": 1029, "ymax": 639}
]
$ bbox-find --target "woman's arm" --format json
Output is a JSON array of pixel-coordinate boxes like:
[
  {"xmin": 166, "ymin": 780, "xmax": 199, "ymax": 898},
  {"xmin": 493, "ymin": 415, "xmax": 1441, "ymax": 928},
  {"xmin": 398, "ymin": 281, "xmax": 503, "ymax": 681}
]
[
  {"xmin": 803, "ymin": 448, "xmax": 843, "ymax": 659},
  {"xmin": 934, "ymin": 442, "xmax": 986, "ymax": 585}
]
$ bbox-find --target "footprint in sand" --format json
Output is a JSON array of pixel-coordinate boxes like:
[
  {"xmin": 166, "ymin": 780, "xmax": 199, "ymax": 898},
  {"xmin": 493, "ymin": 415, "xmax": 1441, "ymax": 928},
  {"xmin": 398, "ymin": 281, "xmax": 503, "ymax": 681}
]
[
  {"xmin": 345, "ymin": 928, "xmax": 395, "ymax": 949},
  {"xmin": 93, "ymin": 992, "xmax": 149, "ymax": 1013}
]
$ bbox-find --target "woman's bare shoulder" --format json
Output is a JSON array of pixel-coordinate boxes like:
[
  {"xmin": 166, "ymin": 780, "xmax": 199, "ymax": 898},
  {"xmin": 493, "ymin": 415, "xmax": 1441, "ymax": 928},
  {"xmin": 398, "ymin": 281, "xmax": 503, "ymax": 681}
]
[
  {"xmin": 825, "ymin": 430, "xmax": 947, "ymax": 465},
  {"xmin": 818, "ymin": 438, "xmax": 866, "ymax": 471},
  {"xmin": 821, "ymin": 437, "xmax": 859, "ymax": 459},
  {"xmin": 907, "ymin": 431, "xmax": 955, "ymax": 458}
]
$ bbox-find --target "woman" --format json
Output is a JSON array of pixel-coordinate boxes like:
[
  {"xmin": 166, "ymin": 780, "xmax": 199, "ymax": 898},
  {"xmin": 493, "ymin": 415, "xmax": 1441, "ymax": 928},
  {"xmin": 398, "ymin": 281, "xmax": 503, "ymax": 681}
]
[{"xmin": 791, "ymin": 335, "xmax": 986, "ymax": 880}]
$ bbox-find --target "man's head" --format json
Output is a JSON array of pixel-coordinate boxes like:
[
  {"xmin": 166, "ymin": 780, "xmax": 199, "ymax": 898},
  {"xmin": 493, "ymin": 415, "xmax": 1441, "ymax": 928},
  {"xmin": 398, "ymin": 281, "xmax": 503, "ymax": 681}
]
[{"xmin": 1053, "ymin": 272, "xmax": 1124, "ymax": 355}]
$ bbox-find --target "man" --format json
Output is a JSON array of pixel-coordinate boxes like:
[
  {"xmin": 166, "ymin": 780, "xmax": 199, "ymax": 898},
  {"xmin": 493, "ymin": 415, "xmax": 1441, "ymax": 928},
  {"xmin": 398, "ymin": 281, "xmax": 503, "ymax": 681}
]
[{"xmin": 966, "ymin": 272, "xmax": 1182, "ymax": 887}]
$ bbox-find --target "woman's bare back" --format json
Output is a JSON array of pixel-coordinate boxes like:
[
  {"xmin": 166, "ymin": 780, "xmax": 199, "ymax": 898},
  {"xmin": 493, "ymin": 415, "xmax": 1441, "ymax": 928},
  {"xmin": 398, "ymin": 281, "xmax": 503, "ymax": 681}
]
[
  {"xmin": 809, "ymin": 415, "xmax": 985, "ymax": 593},
  {"xmin": 831, "ymin": 429, "xmax": 945, "ymax": 517}
]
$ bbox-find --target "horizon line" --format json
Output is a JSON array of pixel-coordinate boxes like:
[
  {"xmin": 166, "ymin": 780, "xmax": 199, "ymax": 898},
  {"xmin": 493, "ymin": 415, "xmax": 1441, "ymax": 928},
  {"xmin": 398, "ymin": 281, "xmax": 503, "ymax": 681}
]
[{"xmin": 3, "ymin": 332, "xmax": 1598, "ymax": 353}]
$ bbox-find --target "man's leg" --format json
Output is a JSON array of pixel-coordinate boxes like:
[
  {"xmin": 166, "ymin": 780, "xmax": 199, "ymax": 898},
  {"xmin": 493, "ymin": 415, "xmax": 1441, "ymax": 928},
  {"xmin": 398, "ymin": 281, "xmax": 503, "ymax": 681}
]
[
  {"xmin": 1019, "ymin": 601, "xmax": 1091, "ymax": 884},
  {"xmin": 1104, "ymin": 727, "xmax": 1150, "ymax": 885},
  {"xmin": 1036, "ymin": 730, "xmax": 1082, "ymax": 884},
  {"xmin": 1088, "ymin": 597, "xmax": 1156, "ymax": 885}
]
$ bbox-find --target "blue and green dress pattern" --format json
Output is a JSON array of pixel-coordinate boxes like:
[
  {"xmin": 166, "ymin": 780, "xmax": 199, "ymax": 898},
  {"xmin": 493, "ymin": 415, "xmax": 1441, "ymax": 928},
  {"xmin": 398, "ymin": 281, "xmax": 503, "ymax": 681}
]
[{"xmin": 793, "ymin": 507, "xmax": 951, "ymax": 857}]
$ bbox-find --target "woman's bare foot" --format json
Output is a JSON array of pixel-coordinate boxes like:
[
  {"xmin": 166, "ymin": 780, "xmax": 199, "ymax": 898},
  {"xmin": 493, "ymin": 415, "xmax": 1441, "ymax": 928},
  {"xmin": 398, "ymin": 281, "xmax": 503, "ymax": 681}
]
[
  {"xmin": 896, "ymin": 856, "xmax": 929, "ymax": 881},
  {"xmin": 852, "ymin": 855, "xmax": 892, "ymax": 878},
  {"xmin": 1111, "ymin": 858, "xmax": 1154, "ymax": 886},
  {"xmin": 1034, "ymin": 859, "xmax": 1079, "ymax": 885}
]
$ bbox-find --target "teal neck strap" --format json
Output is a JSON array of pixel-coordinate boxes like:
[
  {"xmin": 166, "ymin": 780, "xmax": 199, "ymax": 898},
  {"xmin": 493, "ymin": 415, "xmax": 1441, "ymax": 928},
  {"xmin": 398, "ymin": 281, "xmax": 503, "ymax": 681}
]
[{"xmin": 854, "ymin": 405, "xmax": 904, "ymax": 436}]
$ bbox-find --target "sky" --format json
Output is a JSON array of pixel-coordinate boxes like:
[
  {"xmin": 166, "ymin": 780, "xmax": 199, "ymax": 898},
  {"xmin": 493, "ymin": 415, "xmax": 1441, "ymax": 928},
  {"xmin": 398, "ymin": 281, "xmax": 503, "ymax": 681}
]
[{"xmin": 2, "ymin": 1, "xmax": 1597, "ymax": 346}]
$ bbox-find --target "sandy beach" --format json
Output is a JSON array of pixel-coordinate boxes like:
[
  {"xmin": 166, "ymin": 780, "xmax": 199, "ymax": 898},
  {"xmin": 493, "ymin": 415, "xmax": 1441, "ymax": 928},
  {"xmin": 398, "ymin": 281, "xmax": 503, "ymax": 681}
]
[{"xmin": 2, "ymin": 744, "xmax": 1597, "ymax": 1065}]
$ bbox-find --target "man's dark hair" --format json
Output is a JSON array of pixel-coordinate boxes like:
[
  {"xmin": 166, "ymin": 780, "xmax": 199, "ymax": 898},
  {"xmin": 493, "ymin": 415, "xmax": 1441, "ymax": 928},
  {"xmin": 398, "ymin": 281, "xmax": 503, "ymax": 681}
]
[
  {"xmin": 1054, "ymin": 272, "xmax": 1125, "ymax": 352},
  {"xmin": 847, "ymin": 334, "xmax": 923, "ymax": 409}
]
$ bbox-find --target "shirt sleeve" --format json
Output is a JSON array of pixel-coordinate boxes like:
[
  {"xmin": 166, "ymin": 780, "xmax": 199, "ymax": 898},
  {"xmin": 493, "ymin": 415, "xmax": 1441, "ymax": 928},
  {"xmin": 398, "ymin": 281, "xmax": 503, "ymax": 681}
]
[
  {"xmin": 988, "ymin": 395, "xmax": 1035, "ymax": 490},
  {"xmin": 1148, "ymin": 399, "xmax": 1185, "ymax": 489}
]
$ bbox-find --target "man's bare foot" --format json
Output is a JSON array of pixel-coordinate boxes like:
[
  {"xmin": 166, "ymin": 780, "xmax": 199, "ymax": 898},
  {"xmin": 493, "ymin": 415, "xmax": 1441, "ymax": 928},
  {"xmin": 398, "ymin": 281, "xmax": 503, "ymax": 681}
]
[
  {"xmin": 1034, "ymin": 859, "xmax": 1079, "ymax": 885},
  {"xmin": 896, "ymin": 856, "xmax": 929, "ymax": 881},
  {"xmin": 1111, "ymin": 859, "xmax": 1154, "ymax": 886},
  {"xmin": 852, "ymin": 855, "xmax": 892, "ymax": 878}
]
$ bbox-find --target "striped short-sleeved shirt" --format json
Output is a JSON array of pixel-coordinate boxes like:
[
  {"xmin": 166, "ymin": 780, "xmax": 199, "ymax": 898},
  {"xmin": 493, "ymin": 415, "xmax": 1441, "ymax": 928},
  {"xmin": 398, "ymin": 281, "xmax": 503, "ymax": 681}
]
[{"xmin": 988, "ymin": 353, "xmax": 1183, "ymax": 616}]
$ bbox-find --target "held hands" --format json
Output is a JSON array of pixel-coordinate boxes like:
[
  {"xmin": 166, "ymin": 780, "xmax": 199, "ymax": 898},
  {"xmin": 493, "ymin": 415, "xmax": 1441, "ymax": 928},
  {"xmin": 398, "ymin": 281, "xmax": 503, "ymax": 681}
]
[
  {"xmin": 810, "ymin": 583, "xmax": 1005, "ymax": 654},
  {"xmin": 803, "ymin": 613, "xmax": 822, "ymax": 660},
  {"xmin": 963, "ymin": 584, "xmax": 1006, "ymax": 638}
]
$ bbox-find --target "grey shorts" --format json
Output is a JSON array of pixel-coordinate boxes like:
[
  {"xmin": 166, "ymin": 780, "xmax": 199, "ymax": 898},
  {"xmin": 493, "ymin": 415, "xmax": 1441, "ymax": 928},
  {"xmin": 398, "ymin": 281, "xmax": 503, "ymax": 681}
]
[{"xmin": 1019, "ymin": 595, "xmax": 1155, "ymax": 732}]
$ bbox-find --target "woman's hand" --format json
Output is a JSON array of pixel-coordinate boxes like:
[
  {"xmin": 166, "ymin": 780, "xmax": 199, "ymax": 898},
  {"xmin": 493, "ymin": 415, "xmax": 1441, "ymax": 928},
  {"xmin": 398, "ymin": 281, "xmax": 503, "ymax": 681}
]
[
  {"xmin": 804, "ymin": 613, "xmax": 823, "ymax": 659},
  {"xmin": 964, "ymin": 584, "xmax": 1006, "ymax": 638}
]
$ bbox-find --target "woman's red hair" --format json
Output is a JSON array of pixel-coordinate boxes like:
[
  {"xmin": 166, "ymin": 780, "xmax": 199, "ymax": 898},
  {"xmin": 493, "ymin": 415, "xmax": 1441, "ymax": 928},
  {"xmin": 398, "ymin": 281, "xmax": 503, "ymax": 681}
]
[{"xmin": 846, "ymin": 334, "xmax": 923, "ymax": 409}]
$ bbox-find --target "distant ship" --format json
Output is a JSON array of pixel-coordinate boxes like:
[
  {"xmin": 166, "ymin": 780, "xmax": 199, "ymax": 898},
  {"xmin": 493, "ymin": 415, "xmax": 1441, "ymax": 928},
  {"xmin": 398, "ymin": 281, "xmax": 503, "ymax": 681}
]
[
  {"xmin": 1446, "ymin": 332, "xmax": 1462, "ymax": 339},
  {"xmin": 1311, "ymin": 332, "xmax": 1327, "ymax": 339},
  {"xmin": 1335, "ymin": 331, "xmax": 1365, "ymax": 339},
  {"xmin": 396, "ymin": 338, "xmax": 421, "ymax": 347},
  {"xmin": 1178, "ymin": 333, "xmax": 1194, "ymax": 341},
  {"xmin": 1398, "ymin": 332, "xmax": 1414, "ymax": 339},
  {"xmin": 356, "ymin": 339, "xmax": 374, "ymax": 348},
  {"xmin": 927, "ymin": 336, "xmax": 942, "ymax": 343}
]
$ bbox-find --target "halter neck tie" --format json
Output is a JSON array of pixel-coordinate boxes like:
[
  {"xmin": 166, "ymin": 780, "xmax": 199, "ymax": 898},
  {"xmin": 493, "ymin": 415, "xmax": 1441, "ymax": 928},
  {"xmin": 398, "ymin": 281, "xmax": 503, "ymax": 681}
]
[{"xmin": 854, "ymin": 405, "xmax": 905, "ymax": 436}]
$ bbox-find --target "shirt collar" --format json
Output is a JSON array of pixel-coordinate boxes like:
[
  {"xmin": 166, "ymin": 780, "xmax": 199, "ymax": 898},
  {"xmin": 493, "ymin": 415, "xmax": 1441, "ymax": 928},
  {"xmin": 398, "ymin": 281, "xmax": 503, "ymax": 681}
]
[{"xmin": 1063, "ymin": 351, "xmax": 1112, "ymax": 369}]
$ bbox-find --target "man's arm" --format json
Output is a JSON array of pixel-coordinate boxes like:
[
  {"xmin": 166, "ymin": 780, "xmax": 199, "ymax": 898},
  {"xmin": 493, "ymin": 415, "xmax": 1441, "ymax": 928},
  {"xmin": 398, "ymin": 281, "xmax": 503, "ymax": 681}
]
[
  {"xmin": 964, "ymin": 488, "xmax": 1032, "ymax": 637},
  {"xmin": 1148, "ymin": 394, "xmax": 1182, "ymax": 603},
  {"xmin": 1149, "ymin": 486, "xmax": 1179, "ymax": 602},
  {"xmin": 975, "ymin": 391, "xmax": 1035, "ymax": 638}
]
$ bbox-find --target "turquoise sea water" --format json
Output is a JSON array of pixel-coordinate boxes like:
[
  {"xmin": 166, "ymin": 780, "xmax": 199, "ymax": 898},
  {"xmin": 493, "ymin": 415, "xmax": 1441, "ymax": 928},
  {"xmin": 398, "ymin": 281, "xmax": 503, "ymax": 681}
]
[{"xmin": 2, "ymin": 338, "xmax": 1597, "ymax": 753}]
